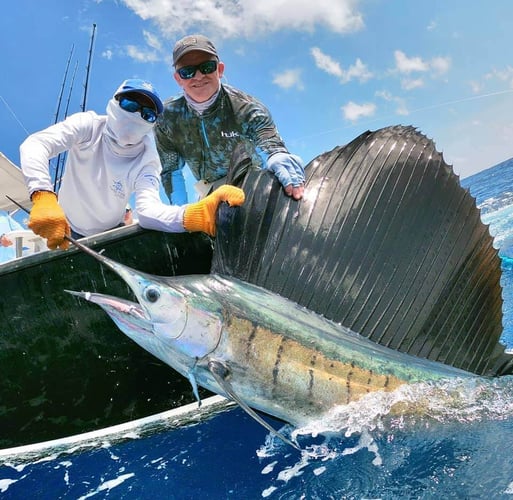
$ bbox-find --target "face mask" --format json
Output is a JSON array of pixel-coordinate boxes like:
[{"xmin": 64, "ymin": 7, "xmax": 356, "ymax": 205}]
[{"xmin": 104, "ymin": 98, "xmax": 155, "ymax": 146}]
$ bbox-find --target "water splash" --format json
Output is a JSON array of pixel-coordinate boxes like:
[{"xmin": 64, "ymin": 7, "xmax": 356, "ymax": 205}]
[
  {"xmin": 253, "ymin": 376, "xmax": 513, "ymax": 496},
  {"xmin": 295, "ymin": 377, "xmax": 513, "ymax": 439}
]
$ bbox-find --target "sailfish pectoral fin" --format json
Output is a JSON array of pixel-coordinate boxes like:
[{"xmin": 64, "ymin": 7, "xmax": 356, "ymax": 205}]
[
  {"xmin": 207, "ymin": 359, "xmax": 301, "ymax": 451},
  {"xmin": 187, "ymin": 371, "xmax": 202, "ymax": 407}
]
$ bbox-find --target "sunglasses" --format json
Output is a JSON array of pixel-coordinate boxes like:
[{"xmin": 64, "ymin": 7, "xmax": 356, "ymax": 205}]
[
  {"xmin": 176, "ymin": 60, "xmax": 218, "ymax": 80},
  {"xmin": 118, "ymin": 97, "xmax": 158, "ymax": 123}
]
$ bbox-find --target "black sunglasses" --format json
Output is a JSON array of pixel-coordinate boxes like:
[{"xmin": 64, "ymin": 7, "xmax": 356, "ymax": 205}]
[
  {"xmin": 177, "ymin": 60, "xmax": 218, "ymax": 80},
  {"xmin": 118, "ymin": 97, "xmax": 158, "ymax": 123}
]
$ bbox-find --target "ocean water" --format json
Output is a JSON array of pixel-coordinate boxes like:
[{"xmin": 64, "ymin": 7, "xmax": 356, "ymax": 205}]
[{"xmin": 3, "ymin": 161, "xmax": 513, "ymax": 499}]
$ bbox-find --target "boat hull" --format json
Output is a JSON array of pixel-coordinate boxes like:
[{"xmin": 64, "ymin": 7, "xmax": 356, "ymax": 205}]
[{"xmin": 0, "ymin": 224, "xmax": 213, "ymax": 448}]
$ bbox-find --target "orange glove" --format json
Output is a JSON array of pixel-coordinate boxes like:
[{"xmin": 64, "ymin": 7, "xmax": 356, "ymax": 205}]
[
  {"xmin": 183, "ymin": 185, "xmax": 245, "ymax": 236},
  {"xmin": 0, "ymin": 234, "xmax": 13, "ymax": 247},
  {"xmin": 29, "ymin": 191, "xmax": 70, "ymax": 250}
]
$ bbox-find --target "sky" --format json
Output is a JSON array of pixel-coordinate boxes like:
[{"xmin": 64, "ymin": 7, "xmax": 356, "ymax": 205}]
[{"xmin": 2, "ymin": 0, "xmax": 513, "ymax": 180}]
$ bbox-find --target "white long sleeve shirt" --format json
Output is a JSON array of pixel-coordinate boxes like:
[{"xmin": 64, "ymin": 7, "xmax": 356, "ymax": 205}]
[{"xmin": 20, "ymin": 100, "xmax": 186, "ymax": 237}]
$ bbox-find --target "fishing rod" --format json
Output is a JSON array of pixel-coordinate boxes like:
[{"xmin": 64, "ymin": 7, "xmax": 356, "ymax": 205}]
[
  {"xmin": 81, "ymin": 23, "xmax": 97, "ymax": 112},
  {"xmin": 54, "ymin": 22, "xmax": 96, "ymax": 191},
  {"xmin": 50, "ymin": 45, "xmax": 75, "ymax": 193},
  {"xmin": 54, "ymin": 45, "xmax": 74, "ymax": 125},
  {"xmin": 64, "ymin": 61, "xmax": 79, "ymax": 119},
  {"xmin": 53, "ymin": 60, "xmax": 79, "ymax": 193}
]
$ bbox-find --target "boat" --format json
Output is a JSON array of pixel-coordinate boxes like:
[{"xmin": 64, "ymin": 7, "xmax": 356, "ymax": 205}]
[
  {"xmin": 0, "ymin": 152, "xmax": 32, "ymax": 212},
  {"xmin": 0, "ymin": 224, "xmax": 217, "ymax": 449},
  {"xmin": 1, "ymin": 152, "xmax": 215, "ymax": 448}
]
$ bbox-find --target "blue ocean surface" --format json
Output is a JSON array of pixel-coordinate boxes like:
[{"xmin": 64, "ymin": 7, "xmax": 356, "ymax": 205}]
[{"xmin": 3, "ymin": 160, "xmax": 513, "ymax": 499}]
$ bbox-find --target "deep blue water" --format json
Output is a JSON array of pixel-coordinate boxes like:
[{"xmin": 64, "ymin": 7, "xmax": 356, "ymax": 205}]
[{"xmin": 3, "ymin": 160, "xmax": 513, "ymax": 499}]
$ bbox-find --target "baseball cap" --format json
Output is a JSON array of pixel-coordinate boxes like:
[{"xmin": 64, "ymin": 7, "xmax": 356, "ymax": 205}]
[
  {"xmin": 114, "ymin": 79, "xmax": 164, "ymax": 114},
  {"xmin": 173, "ymin": 34, "xmax": 218, "ymax": 66}
]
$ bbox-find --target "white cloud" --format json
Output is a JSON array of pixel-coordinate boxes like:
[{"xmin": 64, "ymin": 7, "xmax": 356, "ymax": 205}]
[
  {"xmin": 430, "ymin": 56, "xmax": 451, "ymax": 75},
  {"xmin": 464, "ymin": 66, "xmax": 513, "ymax": 97},
  {"xmin": 469, "ymin": 81, "xmax": 483, "ymax": 94},
  {"xmin": 122, "ymin": 0, "xmax": 364, "ymax": 39},
  {"xmin": 273, "ymin": 69, "xmax": 304, "ymax": 90},
  {"xmin": 116, "ymin": 30, "xmax": 165, "ymax": 64},
  {"xmin": 143, "ymin": 30, "xmax": 162, "ymax": 51},
  {"xmin": 375, "ymin": 90, "xmax": 392, "ymax": 101},
  {"xmin": 395, "ymin": 102, "xmax": 409, "ymax": 116},
  {"xmin": 345, "ymin": 58, "xmax": 373, "ymax": 83},
  {"xmin": 102, "ymin": 49, "xmax": 113, "ymax": 60},
  {"xmin": 427, "ymin": 21, "xmax": 437, "ymax": 31},
  {"xmin": 488, "ymin": 66, "xmax": 513, "ymax": 81},
  {"xmin": 311, "ymin": 47, "xmax": 344, "ymax": 79},
  {"xmin": 126, "ymin": 45, "xmax": 159, "ymax": 62},
  {"xmin": 394, "ymin": 50, "xmax": 429, "ymax": 74},
  {"xmin": 485, "ymin": 66, "xmax": 513, "ymax": 88},
  {"xmin": 401, "ymin": 78, "xmax": 424, "ymax": 90},
  {"xmin": 393, "ymin": 51, "xmax": 450, "ymax": 87},
  {"xmin": 311, "ymin": 47, "xmax": 372, "ymax": 83},
  {"xmin": 342, "ymin": 101, "xmax": 376, "ymax": 121},
  {"xmin": 375, "ymin": 90, "xmax": 409, "ymax": 116}
]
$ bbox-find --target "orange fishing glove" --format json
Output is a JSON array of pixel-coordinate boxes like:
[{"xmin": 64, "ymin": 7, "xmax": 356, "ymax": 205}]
[
  {"xmin": 183, "ymin": 185, "xmax": 245, "ymax": 236},
  {"xmin": 29, "ymin": 191, "xmax": 70, "ymax": 250}
]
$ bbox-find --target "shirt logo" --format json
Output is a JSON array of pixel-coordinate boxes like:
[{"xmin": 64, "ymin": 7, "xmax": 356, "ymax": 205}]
[
  {"xmin": 110, "ymin": 180, "xmax": 125, "ymax": 199},
  {"xmin": 221, "ymin": 131, "xmax": 239, "ymax": 138},
  {"xmin": 143, "ymin": 173, "xmax": 160, "ymax": 188}
]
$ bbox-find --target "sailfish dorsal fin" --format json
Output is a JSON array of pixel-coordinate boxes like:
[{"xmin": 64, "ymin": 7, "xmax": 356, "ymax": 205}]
[{"xmin": 213, "ymin": 125, "xmax": 512, "ymax": 376}]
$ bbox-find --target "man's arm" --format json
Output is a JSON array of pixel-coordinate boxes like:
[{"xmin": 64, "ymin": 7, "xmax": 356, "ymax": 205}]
[
  {"xmin": 19, "ymin": 112, "xmax": 94, "ymax": 250},
  {"xmin": 134, "ymin": 165, "xmax": 245, "ymax": 237},
  {"xmin": 232, "ymin": 90, "xmax": 305, "ymax": 199},
  {"xmin": 20, "ymin": 112, "xmax": 94, "ymax": 195},
  {"xmin": 154, "ymin": 119, "xmax": 187, "ymax": 203}
]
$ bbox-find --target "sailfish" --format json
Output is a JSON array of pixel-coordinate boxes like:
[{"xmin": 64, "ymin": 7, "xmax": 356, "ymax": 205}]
[{"xmin": 67, "ymin": 125, "xmax": 513, "ymax": 446}]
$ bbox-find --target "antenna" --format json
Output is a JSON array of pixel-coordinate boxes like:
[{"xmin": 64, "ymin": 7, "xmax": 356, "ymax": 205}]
[{"xmin": 81, "ymin": 23, "xmax": 97, "ymax": 112}]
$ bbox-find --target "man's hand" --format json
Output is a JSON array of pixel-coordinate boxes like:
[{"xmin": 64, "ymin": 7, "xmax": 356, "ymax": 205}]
[
  {"xmin": 183, "ymin": 185, "xmax": 245, "ymax": 236},
  {"xmin": 266, "ymin": 152, "xmax": 305, "ymax": 200},
  {"xmin": 29, "ymin": 191, "xmax": 70, "ymax": 250}
]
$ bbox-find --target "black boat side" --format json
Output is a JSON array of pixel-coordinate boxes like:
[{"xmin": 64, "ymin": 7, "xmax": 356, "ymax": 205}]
[{"xmin": 0, "ymin": 224, "xmax": 213, "ymax": 448}]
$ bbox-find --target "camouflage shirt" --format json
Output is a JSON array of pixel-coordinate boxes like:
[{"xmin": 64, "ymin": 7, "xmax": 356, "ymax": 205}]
[{"xmin": 155, "ymin": 84, "xmax": 290, "ymax": 200}]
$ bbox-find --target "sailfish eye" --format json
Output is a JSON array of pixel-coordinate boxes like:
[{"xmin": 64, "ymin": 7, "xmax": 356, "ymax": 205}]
[{"xmin": 144, "ymin": 286, "xmax": 160, "ymax": 303}]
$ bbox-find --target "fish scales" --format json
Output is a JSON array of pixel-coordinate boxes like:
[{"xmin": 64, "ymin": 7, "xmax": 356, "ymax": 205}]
[{"xmin": 222, "ymin": 316, "xmax": 406, "ymax": 414}]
